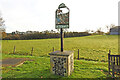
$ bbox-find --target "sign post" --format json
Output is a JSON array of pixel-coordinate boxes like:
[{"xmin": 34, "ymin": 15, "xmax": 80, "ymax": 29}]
[
  {"xmin": 55, "ymin": 3, "xmax": 70, "ymax": 52},
  {"xmin": 49, "ymin": 3, "xmax": 74, "ymax": 76},
  {"xmin": 60, "ymin": 28, "xmax": 64, "ymax": 52}
]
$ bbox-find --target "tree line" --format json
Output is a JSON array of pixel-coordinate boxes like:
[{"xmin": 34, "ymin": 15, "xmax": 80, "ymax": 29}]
[{"xmin": 2, "ymin": 31, "xmax": 90, "ymax": 40}]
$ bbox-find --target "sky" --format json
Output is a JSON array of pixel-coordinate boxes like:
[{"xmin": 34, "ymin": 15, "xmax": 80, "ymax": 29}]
[{"xmin": 0, "ymin": 0, "xmax": 119, "ymax": 33}]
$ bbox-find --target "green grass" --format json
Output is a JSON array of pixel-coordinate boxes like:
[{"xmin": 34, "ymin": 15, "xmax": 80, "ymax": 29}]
[
  {"xmin": 2, "ymin": 35, "xmax": 118, "ymax": 61},
  {"xmin": 2, "ymin": 54, "xmax": 110, "ymax": 78},
  {"xmin": 1, "ymin": 35, "xmax": 119, "ymax": 78}
]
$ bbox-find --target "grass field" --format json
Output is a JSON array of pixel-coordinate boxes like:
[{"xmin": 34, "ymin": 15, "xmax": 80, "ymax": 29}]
[
  {"xmin": 1, "ymin": 35, "xmax": 119, "ymax": 79},
  {"xmin": 2, "ymin": 35, "xmax": 118, "ymax": 61},
  {"xmin": 2, "ymin": 54, "xmax": 110, "ymax": 78}
]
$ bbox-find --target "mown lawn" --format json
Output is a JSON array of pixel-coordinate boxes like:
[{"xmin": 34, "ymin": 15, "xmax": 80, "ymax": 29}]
[
  {"xmin": 2, "ymin": 54, "xmax": 110, "ymax": 79},
  {"xmin": 1, "ymin": 35, "xmax": 119, "ymax": 79},
  {"xmin": 2, "ymin": 35, "xmax": 118, "ymax": 61}
]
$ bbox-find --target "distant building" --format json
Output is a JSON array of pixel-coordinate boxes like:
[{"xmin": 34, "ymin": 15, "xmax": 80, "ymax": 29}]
[
  {"xmin": 26, "ymin": 31, "xmax": 32, "ymax": 34},
  {"xmin": 32, "ymin": 31, "xmax": 39, "ymax": 34},
  {"xmin": 110, "ymin": 26, "xmax": 120, "ymax": 35},
  {"xmin": 12, "ymin": 31, "xmax": 25, "ymax": 35},
  {"xmin": 26, "ymin": 31, "xmax": 39, "ymax": 34},
  {"xmin": 19, "ymin": 32, "xmax": 25, "ymax": 34},
  {"xmin": 42, "ymin": 30, "xmax": 56, "ymax": 33},
  {"xmin": 12, "ymin": 30, "xmax": 39, "ymax": 35}
]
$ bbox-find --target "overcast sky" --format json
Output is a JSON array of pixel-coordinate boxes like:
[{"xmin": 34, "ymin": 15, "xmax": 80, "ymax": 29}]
[{"xmin": 0, "ymin": 0, "xmax": 119, "ymax": 33}]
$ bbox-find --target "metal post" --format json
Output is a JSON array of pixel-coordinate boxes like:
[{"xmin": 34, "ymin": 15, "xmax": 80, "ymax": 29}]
[{"xmin": 60, "ymin": 28, "xmax": 64, "ymax": 52}]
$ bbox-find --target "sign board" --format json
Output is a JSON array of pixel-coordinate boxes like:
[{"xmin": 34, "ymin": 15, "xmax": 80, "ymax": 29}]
[{"xmin": 55, "ymin": 3, "xmax": 69, "ymax": 29}]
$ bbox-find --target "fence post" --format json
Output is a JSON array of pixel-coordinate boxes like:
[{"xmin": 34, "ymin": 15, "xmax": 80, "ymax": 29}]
[
  {"xmin": 78, "ymin": 49, "xmax": 79, "ymax": 60},
  {"xmin": 53, "ymin": 47, "xmax": 54, "ymax": 52},
  {"xmin": 13, "ymin": 46, "xmax": 16, "ymax": 54},
  {"xmin": 108, "ymin": 50, "xmax": 111, "ymax": 74},
  {"xmin": 31, "ymin": 47, "xmax": 33, "ymax": 56},
  {"xmin": 111, "ymin": 61, "xmax": 115, "ymax": 78}
]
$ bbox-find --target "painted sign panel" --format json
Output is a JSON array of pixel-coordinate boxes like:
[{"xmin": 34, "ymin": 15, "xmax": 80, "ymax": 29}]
[{"xmin": 55, "ymin": 3, "xmax": 69, "ymax": 29}]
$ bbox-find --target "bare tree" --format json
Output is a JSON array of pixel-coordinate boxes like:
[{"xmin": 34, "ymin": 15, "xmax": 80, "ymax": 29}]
[
  {"xmin": 0, "ymin": 11, "xmax": 5, "ymax": 32},
  {"xmin": 85, "ymin": 29, "xmax": 90, "ymax": 33},
  {"xmin": 64, "ymin": 28, "xmax": 68, "ymax": 33},
  {"xmin": 95, "ymin": 27, "xmax": 104, "ymax": 35},
  {"xmin": 91, "ymin": 30, "xmax": 94, "ymax": 33},
  {"xmin": 106, "ymin": 24, "xmax": 116, "ymax": 33},
  {"xmin": 110, "ymin": 24, "xmax": 115, "ymax": 28}
]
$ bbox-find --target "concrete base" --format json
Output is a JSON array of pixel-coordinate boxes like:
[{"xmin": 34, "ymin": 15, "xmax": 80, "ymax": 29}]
[{"xmin": 49, "ymin": 51, "xmax": 74, "ymax": 76}]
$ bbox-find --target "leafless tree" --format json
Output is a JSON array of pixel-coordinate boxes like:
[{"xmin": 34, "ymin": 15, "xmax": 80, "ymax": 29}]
[
  {"xmin": 0, "ymin": 11, "xmax": 5, "ymax": 32},
  {"xmin": 106, "ymin": 24, "xmax": 116, "ymax": 33},
  {"xmin": 85, "ymin": 29, "xmax": 90, "ymax": 33}
]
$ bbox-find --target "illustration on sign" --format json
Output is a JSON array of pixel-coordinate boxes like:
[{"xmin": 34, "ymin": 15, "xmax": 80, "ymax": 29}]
[
  {"xmin": 56, "ymin": 10, "xmax": 69, "ymax": 25},
  {"xmin": 55, "ymin": 3, "xmax": 69, "ymax": 29}
]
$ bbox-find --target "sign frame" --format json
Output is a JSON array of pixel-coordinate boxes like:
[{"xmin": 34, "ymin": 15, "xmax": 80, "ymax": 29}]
[{"xmin": 55, "ymin": 3, "xmax": 70, "ymax": 29}]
